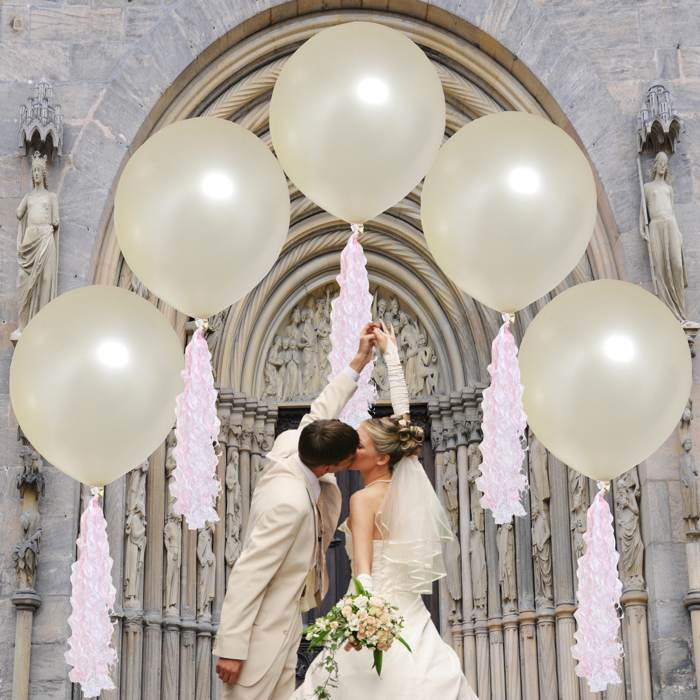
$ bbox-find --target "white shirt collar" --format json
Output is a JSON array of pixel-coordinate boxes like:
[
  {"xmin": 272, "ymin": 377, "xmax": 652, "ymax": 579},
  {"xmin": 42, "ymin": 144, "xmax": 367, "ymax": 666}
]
[{"xmin": 296, "ymin": 454, "xmax": 321, "ymax": 503}]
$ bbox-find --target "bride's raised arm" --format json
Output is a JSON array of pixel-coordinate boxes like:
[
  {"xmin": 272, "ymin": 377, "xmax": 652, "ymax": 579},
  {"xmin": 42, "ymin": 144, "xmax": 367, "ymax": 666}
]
[{"xmin": 375, "ymin": 321, "xmax": 410, "ymax": 420}]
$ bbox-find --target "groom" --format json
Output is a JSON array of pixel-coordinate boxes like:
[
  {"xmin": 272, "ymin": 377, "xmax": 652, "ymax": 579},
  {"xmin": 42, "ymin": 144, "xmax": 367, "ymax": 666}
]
[{"xmin": 214, "ymin": 323, "xmax": 377, "ymax": 699}]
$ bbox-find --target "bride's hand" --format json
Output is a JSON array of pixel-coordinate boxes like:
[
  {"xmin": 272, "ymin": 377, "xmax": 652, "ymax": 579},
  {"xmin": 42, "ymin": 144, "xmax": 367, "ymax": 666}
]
[{"xmin": 373, "ymin": 319, "xmax": 397, "ymax": 354}]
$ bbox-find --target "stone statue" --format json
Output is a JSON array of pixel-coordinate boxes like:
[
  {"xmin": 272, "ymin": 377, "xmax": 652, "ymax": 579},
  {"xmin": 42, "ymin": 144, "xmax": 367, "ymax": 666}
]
[
  {"xmin": 12, "ymin": 151, "xmax": 59, "ymax": 340},
  {"xmin": 615, "ymin": 467, "xmax": 645, "ymax": 590},
  {"xmin": 371, "ymin": 349, "xmax": 390, "ymax": 399},
  {"xmin": 467, "ymin": 443, "xmax": 484, "ymax": 532},
  {"xmin": 469, "ymin": 520, "xmax": 487, "ymax": 619},
  {"xmin": 12, "ymin": 508, "xmax": 41, "ymax": 590},
  {"xmin": 442, "ymin": 450, "xmax": 462, "ymax": 612},
  {"xmin": 165, "ymin": 428, "xmax": 177, "ymax": 518},
  {"xmin": 372, "ymin": 293, "xmax": 388, "ymax": 327},
  {"xmin": 124, "ymin": 460, "xmax": 148, "ymax": 604},
  {"xmin": 225, "ymin": 451, "xmax": 242, "ymax": 569},
  {"xmin": 130, "ymin": 271, "xmax": 150, "ymax": 300},
  {"xmin": 17, "ymin": 439, "xmax": 44, "ymax": 498},
  {"xmin": 416, "ymin": 335, "xmax": 439, "ymax": 396},
  {"xmin": 205, "ymin": 309, "xmax": 226, "ymax": 361},
  {"xmin": 388, "ymin": 296, "xmax": 401, "ymax": 332},
  {"xmin": 569, "ymin": 469, "xmax": 589, "ymax": 562},
  {"xmin": 529, "ymin": 434, "xmax": 553, "ymax": 607},
  {"xmin": 197, "ymin": 522, "xmax": 216, "ymax": 619},
  {"xmin": 283, "ymin": 306, "xmax": 302, "ymax": 344},
  {"xmin": 680, "ymin": 437, "xmax": 700, "ymax": 532},
  {"xmin": 263, "ymin": 335, "xmax": 285, "ymax": 399},
  {"xmin": 497, "ymin": 520, "xmax": 517, "ymax": 613},
  {"xmin": 283, "ymin": 338, "xmax": 302, "ymax": 401},
  {"xmin": 163, "ymin": 514, "xmax": 181, "ymax": 613},
  {"xmin": 262, "ymin": 425, "xmax": 275, "ymax": 453},
  {"xmin": 399, "ymin": 311, "xmax": 420, "ymax": 395},
  {"xmin": 316, "ymin": 302, "xmax": 333, "ymax": 385},
  {"xmin": 299, "ymin": 308, "xmax": 319, "ymax": 399},
  {"xmin": 640, "ymin": 152, "xmax": 689, "ymax": 323}
]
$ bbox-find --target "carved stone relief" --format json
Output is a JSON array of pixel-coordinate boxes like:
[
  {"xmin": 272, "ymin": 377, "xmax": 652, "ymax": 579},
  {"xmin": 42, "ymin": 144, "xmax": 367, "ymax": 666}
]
[
  {"xmin": 17, "ymin": 434, "xmax": 44, "ymax": 498},
  {"xmin": 615, "ymin": 467, "xmax": 645, "ymax": 591},
  {"xmin": 197, "ymin": 522, "xmax": 216, "ymax": 620},
  {"xmin": 225, "ymin": 451, "xmax": 242, "ymax": 570},
  {"xmin": 443, "ymin": 449, "xmax": 462, "ymax": 617},
  {"xmin": 124, "ymin": 460, "xmax": 148, "ymax": 607},
  {"xmin": 12, "ymin": 151, "xmax": 59, "ymax": 342},
  {"xmin": 18, "ymin": 81, "xmax": 63, "ymax": 160},
  {"xmin": 12, "ymin": 509, "xmax": 41, "ymax": 590},
  {"xmin": 635, "ymin": 81, "xmax": 682, "ymax": 155},
  {"xmin": 467, "ymin": 442, "xmax": 487, "ymax": 619},
  {"xmin": 679, "ymin": 399, "xmax": 700, "ymax": 533},
  {"xmin": 497, "ymin": 520, "xmax": 517, "ymax": 614},
  {"xmin": 262, "ymin": 284, "xmax": 441, "ymax": 402},
  {"xmin": 569, "ymin": 469, "xmax": 589, "ymax": 563},
  {"xmin": 529, "ymin": 434, "xmax": 553, "ymax": 608},
  {"xmin": 163, "ymin": 428, "xmax": 182, "ymax": 614}
]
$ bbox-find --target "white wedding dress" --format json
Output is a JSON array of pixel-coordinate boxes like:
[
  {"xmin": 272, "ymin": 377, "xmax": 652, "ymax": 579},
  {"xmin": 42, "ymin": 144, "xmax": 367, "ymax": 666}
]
[{"xmin": 291, "ymin": 342, "xmax": 478, "ymax": 700}]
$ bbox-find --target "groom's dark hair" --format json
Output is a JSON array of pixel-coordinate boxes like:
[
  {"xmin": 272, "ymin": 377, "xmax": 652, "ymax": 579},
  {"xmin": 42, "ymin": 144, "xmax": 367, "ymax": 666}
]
[{"xmin": 299, "ymin": 419, "xmax": 359, "ymax": 468}]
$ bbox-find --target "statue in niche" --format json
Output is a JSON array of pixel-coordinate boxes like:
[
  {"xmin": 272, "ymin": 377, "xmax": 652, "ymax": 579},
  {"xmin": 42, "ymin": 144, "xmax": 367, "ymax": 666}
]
[
  {"xmin": 123, "ymin": 460, "xmax": 148, "ymax": 604},
  {"xmin": 569, "ymin": 469, "xmax": 589, "ymax": 562},
  {"xmin": 640, "ymin": 152, "xmax": 690, "ymax": 324},
  {"xmin": 17, "ymin": 438, "xmax": 44, "ymax": 498},
  {"xmin": 225, "ymin": 451, "xmax": 242, "ymax": 569},
  {"xmin": 12, "ymin": 508, "xmax": 41, "ymax": 590},
  {"xmin": 398, "ymin": 311, "xmax": 420, "ymax": 395},
  {"xmin": 443, "ymin": 450, "xmax": 462, "ymax": 614},
  {"xmin": 416, "ymin": 335, "xmax": 439, "ymax": 396},
  {"xmin": 165, "ymin": 428, "xmax": 177, "ymax": 518},
  {"xmin": 615, "ymin": 467, "xmax": 645, "ymax": 590},
  {"xmin": 316, "ymin": 300, "xmax": 333, "ymax": 386},
  {"xmin": 130, "ymin": 272, "xmax": 149, "ymax": 300},
  {"xmin": 283, "ymin": 306, "xmax": 302, "ymax": 344},
  {"xmin": 263, "ymin": 335, "xmax": 285, "ymax": 399},
  {"xmin": 283, "ymin": 338, "xmax": 302, "ymax": 401},
  {"xmin": 12, "ymin": 151, "xmax": 59, "ymax": 341},
  {"xmin": 469, "ymin": 521, "xmax": 487, "ymax": 618},
  {"xmin": 163, "ymin": 513, "xmax": 181, "ymax": 614},
  {"xmin": 371, "ymin": 349, "xmax": 390, "ymax": 399},
  {"xmin": 299, "ymin": 306, "xmax": 319, "ymax": 399},
  {"xmin": 197, "ymin": 522, "xmax": 216, "ymax": 619},
  {"xmin": 529, "ymin": 434, "xmax": 553, "ymax": 607},
  {"xmin": 497, "ymin": 520, "xmax": 517, "ymax": 613},
  {"xmin": 680, "ymin": 437, "xmax": 700, "ymax": 532}
]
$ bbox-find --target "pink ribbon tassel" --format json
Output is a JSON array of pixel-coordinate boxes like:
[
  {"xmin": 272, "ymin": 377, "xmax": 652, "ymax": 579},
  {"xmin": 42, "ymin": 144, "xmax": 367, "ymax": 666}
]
[
  {"xmin": 65, "ymin": 488, "xmax": 117, "ymax": 698},
  {"xmin": 477, "ymin": 313, "xmax": 528, "ymax": 523},
  {"xmin": 171, "ymin": 320, "xmax": 221, "ymax": 530},
  {"xmin": 328, "ymin": 225, "xmax": 376, "ymax": 429},
  {"xmin": 571, "ymin": 481, "xmax": 624, "ymax": 692}
]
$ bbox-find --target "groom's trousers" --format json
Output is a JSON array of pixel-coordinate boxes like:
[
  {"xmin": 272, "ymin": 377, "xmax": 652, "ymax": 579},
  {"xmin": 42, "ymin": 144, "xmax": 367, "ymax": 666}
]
[{"xmin": 221, "ymin": 614, "xmax": 303, "ymax": 700}]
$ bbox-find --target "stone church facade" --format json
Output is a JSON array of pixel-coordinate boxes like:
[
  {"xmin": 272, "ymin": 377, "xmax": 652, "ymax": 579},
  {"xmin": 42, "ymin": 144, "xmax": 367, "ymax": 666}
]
[{"xmin": 1, "ymin": 1, "xmax": 699, "ymax": 699}]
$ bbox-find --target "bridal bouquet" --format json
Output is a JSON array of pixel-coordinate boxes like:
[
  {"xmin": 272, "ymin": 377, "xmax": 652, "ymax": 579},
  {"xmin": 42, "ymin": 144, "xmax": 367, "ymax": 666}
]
[{"xmin": 302, "ymin": 577, "xmax": 411, "ymax": 699}]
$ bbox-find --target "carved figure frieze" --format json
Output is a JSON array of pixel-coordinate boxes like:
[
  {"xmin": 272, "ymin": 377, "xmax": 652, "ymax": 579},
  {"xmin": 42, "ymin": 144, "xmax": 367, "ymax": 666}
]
[
  {"xmin": 467, "ymin": 442, "xmax": 487, "ymax": 619},
  {"xmin": 12, "ymin": 508, "xmax": 41, "ymax": 590},
  {"xmin": 569, "ymin": 469, "xmax": 589, "ymax": 563},
  {"xmin": 12, "ymin": 151, "xmax": 59, "ymax": 341},
  {"xmin": 262, "ymin": 284, "xmax": 441, "ymax": 402},
  {"xmin": 197, "ymin": 522, "xmax": 216, "ymax": 620},
  {"xmin": 529, "ymin": 434, "xmax": 553, "ymax": 608},
  {"xmin": 615, "ymin": 467, "xmax": 645, "ymax": 590},
  {"xmin": 225, "ymin": 451, "xmax": 243, "ymax": 570},
  {"xmin": 163, "ymin": 515, "xmax": 182, "ymax": 614},
  {"xmin": 497, "ymin": 520, "xmax": 517, "ymax": 614},
  {"xmin": 443, "ymin": 450, "xmax": 462, "ymax": 616},
  {"xmin": 124, "ymin": 460, "xmax": 148, "ymax": 606}
]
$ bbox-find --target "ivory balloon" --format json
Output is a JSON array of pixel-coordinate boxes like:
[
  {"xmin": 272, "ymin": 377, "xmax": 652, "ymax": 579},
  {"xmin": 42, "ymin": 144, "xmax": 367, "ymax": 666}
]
[
  {"xmin": 115, "ymin": 118, "xmax": 290, "ymax": 320},
  {"xmin": 519, "ymin": 280, "xmax": 691, "ymax": 480},
  {"xmin": 10, "ymin": 286, "xmax": 184, "ymax": 487},
  {"xmin": 421, "ymin": 112, "xmax": 597, "ymax": 313},
  {"xmin": 270, "ymin": 21, "xmax": 445, "ymax": 224}
]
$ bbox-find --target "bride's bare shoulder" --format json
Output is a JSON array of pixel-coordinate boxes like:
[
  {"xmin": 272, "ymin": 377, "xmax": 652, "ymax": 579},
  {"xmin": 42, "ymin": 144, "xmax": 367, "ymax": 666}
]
[{"xmin": 350, "ymin": 483, "xmax": 389, "ymax": 516}]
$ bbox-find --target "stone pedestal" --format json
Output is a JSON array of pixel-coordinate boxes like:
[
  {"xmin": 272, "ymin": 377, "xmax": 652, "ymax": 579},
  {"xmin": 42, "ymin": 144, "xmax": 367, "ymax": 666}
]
[
  {"xmin": 11, "ymin": 590, "xmax": 41, "ymax": 700},
  {"xmin": 621, "ymin": 589, "xmax": 652, "ymax": 700},
  {"xmin": 475, "ymin": 619, "xmax": 491, "ymax": 699},
  {"xmin": 555, "ymin": 604, "xmax": 579, "ymax": 700},
  {"xmin": 488, "ymin": 616, "xmax": 506, "ymax": 700},
  {"xmin": 503, "ymin": 613, "xmax": 521, "ymax": 700},
  {"xmin": 162, "ymin": 616, "xmax": 181, "ymax": 698},
  {"xmin": 518, "ymin": 610, "xmax": 539, "ymax": 700},
  {"xmin": 536, "ymin": 609, "xmax": 558, "ymax": 700}
]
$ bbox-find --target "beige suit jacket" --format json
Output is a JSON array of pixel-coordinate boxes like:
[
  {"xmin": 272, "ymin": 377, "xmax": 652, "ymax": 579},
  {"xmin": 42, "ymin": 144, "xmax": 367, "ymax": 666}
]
[{"xmin": 213, "ymin": 372, "xmax": 357, "ymax": 687}]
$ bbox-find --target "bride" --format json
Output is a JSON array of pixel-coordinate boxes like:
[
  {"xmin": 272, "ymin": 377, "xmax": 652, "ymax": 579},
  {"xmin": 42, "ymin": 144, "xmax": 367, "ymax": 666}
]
[{"xmin": 292, "ymin": 322, "xmax": 478, "ymax": 699}]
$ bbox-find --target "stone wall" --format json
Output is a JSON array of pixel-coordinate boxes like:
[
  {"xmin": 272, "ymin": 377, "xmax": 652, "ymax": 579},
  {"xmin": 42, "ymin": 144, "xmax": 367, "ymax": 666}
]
[{"xmin": 0, "ymin": 0, "xmax": 698, "ymax": 698}]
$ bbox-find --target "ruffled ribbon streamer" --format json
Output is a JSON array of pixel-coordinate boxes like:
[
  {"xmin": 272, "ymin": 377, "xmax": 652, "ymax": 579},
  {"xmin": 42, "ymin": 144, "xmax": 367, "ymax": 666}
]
[
  {"xmin": 477, "ymin": 312, "xmax": 528, "ymax": 524},
  {"xmin": 571, "ymin": 480, "xmax": 624, "ymax": 692},
  {"xmin": 65, "ymin": 487, "xmax": 117, "ymax": 698},
  {"xmin": 170, "ymin": 318, "xmax": 221, "ymax": 530},
  {"xmin": 328, "ymin": 224, "xmax": 377, "ymax": 428}
]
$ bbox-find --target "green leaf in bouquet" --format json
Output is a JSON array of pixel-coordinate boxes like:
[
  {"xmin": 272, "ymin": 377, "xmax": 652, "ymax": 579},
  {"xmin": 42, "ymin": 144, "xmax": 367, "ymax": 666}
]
[
  {"xmin": 397, "ymin": 635, "xmax": 412, "ymax": 654},
  {"xmin": 372, "ymin": 649, "xmax": 383, "ymax": 676},
  {"xmin": 352, "ymin": 576, "xmax": 366, "ymax": 596}
]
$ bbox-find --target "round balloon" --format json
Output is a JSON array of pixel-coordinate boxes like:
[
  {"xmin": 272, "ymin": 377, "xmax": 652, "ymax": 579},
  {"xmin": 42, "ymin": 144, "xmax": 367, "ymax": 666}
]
[
  {"xmin": 115, "ymin": 118, "xmax": 290, "ymax": 320},
  {"xmin": 519, "ymin": 280, "xmax": 691, "ymax": 480},
  {"xmin": 10, "ymin": 286, "xmax": 184, "ymax": 486},
  {"xmin": 270, "ymin": 21, "xmax": 445, "ymax": 224},
  {"xmin": 421, "ymin": 112, "xmax": 597, "ymax": 313}
]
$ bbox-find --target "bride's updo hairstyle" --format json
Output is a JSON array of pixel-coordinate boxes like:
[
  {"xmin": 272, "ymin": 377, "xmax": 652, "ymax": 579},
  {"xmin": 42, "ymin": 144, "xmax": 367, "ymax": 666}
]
[{"xmin": 361, "ymin": 417, "xmax": 424, "ymax": 473}]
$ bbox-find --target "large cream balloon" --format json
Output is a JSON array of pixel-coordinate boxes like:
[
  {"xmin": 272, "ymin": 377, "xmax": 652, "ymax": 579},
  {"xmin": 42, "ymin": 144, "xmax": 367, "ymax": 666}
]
[
  {"xmin": 421, "ymin": 112, "xmax": 597, "ymax": 313},
  {"xmin": 10, "ymin": 286, "xmax": 184, "ymax": 486},
  {"xmin": 519, "ymin": 280, "xmax": 691, "ymax": 480},
  {"xmin": 115, "ymin": 118, "xmax": 290, "ymax": 320},
  {"xmin": 270, "ymin": 22, "xmax": 445, "ymax": 224}
]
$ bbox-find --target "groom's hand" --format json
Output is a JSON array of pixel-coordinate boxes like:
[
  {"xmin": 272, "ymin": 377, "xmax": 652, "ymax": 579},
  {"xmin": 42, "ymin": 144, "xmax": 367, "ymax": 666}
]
[
  {"xmin": 349, "ymin": 323, "xmax": 378, "ymax": 373},
  {"xmin": 216, "ymin": 658, "xmax": 243, "ymax": 686}
]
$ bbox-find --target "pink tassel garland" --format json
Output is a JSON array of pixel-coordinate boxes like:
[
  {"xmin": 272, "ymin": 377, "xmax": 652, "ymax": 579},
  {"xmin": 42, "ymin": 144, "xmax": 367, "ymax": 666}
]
[
  {"xmin": 477, "ymin": 312, "xmax": 528, "ymax": 524},
  {"xmin": 171, "ymin": 319, "xmax": 221, "ymax": 530},
  {"xmin": 571, "ymin": 481, "xmax": 624, "ymax": 692},
  {"xmin": 65, "ymin": 488, "xmax": 117, "ymax": 698},
  {"xmin": 328, "ymin": 224, "xmax": 377, "ymax": 429}
]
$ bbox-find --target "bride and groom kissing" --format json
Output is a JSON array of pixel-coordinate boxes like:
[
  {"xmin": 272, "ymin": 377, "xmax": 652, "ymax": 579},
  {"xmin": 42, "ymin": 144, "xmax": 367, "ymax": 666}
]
[{"xmin": 214, "ymin": 322, "xmax": 477, "ymax": 700}]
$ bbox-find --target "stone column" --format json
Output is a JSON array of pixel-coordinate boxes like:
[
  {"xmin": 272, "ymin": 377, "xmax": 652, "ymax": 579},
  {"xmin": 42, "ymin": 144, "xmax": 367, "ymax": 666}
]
[
  {"xmin": 230, "ymin": 394, "xmax": 246, "ymax": 534},
  {"xmin": 180, "ymin": 524, "xmax": 197, "ymax": 700},
  {"xmin": 238, "ymin": 399, "xmax": 256, "ymax": 540},
  {"xmin": 486, "ymin": 509, "xmax": 506, "ymax": 700},
  {"xmin": 515, "ymin": 453, "xmax": 538, "ymax": 700},
  {"xmin": 250, "ymin": 402, "xmax": 267, "ymax": 495},
  {"xmin": 455, "ymin": 394, "xmax": 477, "ymax": 691},
  {"xmin": 142, "ymin": 444, "xmax": 166, "ymax": 699},
  {"xmin": 549, "ymin": 455, "xmax": 579, "ymax": 700}
]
